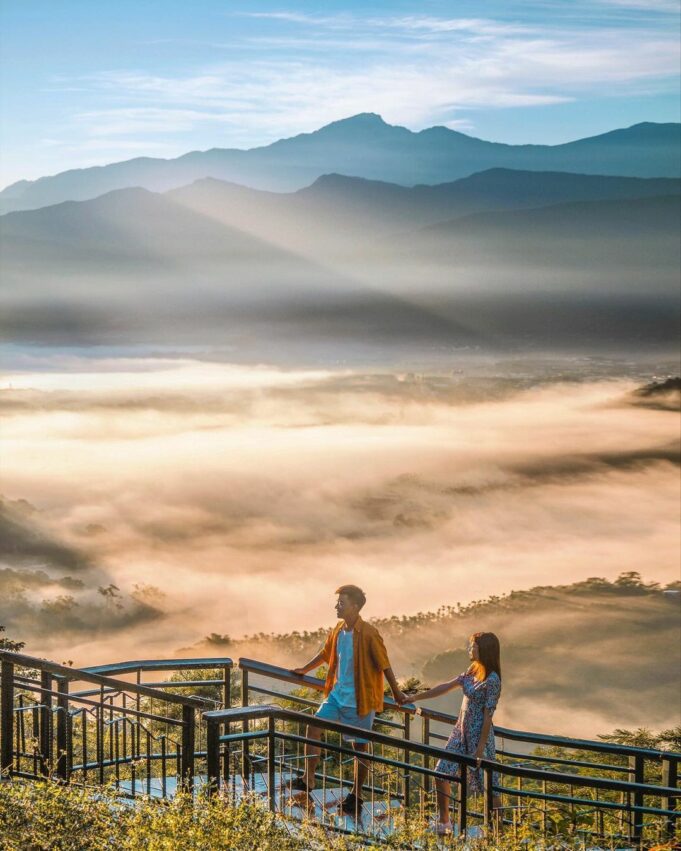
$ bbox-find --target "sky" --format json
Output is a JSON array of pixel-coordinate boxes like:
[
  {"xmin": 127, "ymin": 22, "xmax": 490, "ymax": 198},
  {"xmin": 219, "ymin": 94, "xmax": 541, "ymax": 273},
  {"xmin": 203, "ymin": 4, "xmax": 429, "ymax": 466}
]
[{"xmin": 0, "ymin": 0, "xmax": 679, "ymax": 189}]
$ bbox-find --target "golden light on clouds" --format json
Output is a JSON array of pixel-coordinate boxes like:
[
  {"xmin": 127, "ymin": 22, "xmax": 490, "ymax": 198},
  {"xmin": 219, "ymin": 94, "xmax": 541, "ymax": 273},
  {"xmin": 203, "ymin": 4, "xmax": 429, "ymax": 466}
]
[{"xmin": 2, "ymin": 356, "xmax": 679, "ymax": 733}]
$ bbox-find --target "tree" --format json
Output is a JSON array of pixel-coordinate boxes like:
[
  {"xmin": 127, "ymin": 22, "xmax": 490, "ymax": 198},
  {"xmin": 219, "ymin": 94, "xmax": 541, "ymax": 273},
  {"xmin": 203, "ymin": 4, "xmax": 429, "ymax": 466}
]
[{"xmin": 0, "ymin": 625, "xmax": 24, "ymax": 653}]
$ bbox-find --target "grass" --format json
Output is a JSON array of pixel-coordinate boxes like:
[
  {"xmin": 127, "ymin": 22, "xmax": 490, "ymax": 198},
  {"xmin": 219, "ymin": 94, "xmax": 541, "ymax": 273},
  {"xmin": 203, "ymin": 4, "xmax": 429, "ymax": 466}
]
[{"xmin": 0, "ymin": 779, "xmax": 677, "ymax": 851}]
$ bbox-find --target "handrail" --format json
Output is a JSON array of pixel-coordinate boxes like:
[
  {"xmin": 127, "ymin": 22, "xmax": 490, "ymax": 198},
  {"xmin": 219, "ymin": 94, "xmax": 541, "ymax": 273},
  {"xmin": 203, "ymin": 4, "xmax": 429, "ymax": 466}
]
[
  {"xmin": 237, "ymin": 657, "xmax": 681, "ymax": 761},
  {"xmin": 1, "ymin": 651, "xmax": 205, "ymax": 709},
  {"xmin": 83, "ymin": 658, "xmax": 233, "ymax": 676},
  {"xmin": 204, "ymin": 704, "xmax": 681, "ymax": 800}
]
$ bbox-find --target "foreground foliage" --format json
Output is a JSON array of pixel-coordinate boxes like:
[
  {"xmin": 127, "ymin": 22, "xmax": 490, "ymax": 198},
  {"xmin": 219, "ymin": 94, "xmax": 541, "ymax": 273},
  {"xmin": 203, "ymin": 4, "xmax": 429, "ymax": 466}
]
[{"xmin": 0, "ymin": 780, "xmax": 676, "ymax": 851}]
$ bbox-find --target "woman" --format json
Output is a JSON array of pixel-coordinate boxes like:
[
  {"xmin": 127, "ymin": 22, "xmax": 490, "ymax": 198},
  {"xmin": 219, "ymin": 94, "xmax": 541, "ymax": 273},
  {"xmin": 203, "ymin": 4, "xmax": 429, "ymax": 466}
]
[{"xmin": 406, "ymin": 632, "xmax": 502, "ymax": 834}]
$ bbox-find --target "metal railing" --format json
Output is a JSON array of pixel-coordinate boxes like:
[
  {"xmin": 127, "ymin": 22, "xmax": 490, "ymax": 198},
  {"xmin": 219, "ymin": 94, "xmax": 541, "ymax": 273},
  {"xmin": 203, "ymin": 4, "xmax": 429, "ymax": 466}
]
[
  {"xmin": 204, "ymin": 703, "xmax": 681, "ymax": 844},
  {"xmin": 233, "ymin": 656, "xmax": 681, "ymax": 844},
  {"xmin": 1, "ymin": 650, "xmax": 679, "ymax": 846},
  {"xmin": 0, "ymin": 650, "xmax": 233, "ymax": 795}
]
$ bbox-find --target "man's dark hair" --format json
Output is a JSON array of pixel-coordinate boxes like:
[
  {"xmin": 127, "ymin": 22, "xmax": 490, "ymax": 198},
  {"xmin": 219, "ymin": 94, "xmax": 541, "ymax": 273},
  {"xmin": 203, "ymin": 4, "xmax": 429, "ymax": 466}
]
[{"xmin": 335, "ymin": 584, "xmax": 366, "ymax": 610}]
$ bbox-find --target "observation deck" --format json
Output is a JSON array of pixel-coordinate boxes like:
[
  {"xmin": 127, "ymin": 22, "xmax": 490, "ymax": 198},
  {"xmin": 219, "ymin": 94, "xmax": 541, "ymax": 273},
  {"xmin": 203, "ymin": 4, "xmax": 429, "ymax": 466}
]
[{"xmin": 1, "ymin": 651, "xmax": 679, "ymax": 846}]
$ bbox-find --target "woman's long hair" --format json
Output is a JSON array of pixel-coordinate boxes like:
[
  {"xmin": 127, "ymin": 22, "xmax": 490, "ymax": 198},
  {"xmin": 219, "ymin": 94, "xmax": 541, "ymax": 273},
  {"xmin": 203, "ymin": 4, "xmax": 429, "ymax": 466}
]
[{"xmin": 468, "ymin": 632, "xmax": 501, "ymax": 682}]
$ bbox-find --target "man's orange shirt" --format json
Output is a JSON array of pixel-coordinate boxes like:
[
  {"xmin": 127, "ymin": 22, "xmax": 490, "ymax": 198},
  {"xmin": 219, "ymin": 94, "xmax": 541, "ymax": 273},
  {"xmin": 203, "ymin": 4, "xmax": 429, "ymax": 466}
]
[{"xmin": 320, "ymin": 615, "xmax": 391, "ymax": 717}]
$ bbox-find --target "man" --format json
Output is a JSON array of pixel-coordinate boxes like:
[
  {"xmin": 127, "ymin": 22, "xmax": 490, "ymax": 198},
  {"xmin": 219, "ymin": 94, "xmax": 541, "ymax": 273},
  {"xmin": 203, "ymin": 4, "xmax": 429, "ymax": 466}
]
[{"xmin": 290, "ymin": 584, "xmax": 406, "ymax": 817}]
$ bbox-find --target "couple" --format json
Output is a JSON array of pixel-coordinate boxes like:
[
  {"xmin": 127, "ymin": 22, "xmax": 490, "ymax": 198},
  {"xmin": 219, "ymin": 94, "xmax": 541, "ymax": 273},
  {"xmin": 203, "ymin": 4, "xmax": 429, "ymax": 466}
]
[{"xmin": 289, "ymin": 584, "xmax": 502, "ymax": 831}]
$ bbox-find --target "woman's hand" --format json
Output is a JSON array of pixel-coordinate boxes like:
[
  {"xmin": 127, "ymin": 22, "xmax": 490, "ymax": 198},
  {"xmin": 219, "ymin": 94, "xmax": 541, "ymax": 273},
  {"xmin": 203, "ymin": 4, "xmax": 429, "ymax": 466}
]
[
  {"xmin": 392, "ymin": 689, "xmax": 408, "ymax": 706},
  {"xmin": 474, "ymin": 748, "xmax": 485, "ymax": 768}
]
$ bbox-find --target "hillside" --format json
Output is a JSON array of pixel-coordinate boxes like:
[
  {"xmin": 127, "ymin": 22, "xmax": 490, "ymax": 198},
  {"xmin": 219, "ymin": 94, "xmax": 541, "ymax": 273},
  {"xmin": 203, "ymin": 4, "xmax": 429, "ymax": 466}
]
[
  {"xmin": 1, "ymin": 114, "xmax": 679, "ymax": 213},
  {"xmin": 167, "ymin": 170, "xmax": 681, "ymax": 256},
  {"xmin": 2, "ymin": 179, "xmax": 679, "ymax": 351},
  {"xmin": 187, "ymin": 575, "xmax": 681, "ymax": 738},
  {"xmin": 403, "ymin": 194, "xmax": 681, "ymax": 274},
  {"xmin": 3, "ymin": 175, "xmax": 679, "ymax": 283}
]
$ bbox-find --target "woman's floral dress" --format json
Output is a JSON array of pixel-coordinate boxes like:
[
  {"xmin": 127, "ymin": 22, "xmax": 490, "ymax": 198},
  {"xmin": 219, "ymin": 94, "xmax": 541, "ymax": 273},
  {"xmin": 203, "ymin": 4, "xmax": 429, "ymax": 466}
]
[{"xmin": 435, "ymin": 670, "xmax": 501, "ymax": 794}]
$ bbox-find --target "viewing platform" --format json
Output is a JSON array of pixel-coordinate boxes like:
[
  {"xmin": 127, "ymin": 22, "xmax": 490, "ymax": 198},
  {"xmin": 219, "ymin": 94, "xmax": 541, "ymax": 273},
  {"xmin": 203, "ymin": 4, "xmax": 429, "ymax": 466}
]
[{"xmin": 1, "ymin": 651, "xmax": 679, "ymax": 847}]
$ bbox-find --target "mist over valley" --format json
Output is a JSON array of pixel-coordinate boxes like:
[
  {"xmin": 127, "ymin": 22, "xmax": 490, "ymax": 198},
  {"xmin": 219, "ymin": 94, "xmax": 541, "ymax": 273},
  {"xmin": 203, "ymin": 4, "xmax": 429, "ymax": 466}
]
[{"xmin": 1, "ymin": 114, "xmax": 679, "ymax": 739}]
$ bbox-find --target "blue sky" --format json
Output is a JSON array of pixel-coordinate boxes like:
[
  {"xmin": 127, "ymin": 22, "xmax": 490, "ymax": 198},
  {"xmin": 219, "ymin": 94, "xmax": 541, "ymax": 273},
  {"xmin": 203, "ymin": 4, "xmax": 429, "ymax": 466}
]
[{"xmin": 1, "ymin": 0, "xmax": 679, "ymax": 189}]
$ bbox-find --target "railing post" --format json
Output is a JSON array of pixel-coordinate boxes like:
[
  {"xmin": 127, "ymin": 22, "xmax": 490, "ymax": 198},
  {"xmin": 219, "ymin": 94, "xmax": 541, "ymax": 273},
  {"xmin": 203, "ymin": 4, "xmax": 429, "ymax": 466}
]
[
  {"xmin": 457, "ymin": 760, "xmax": 467, "ymax": 836},
  {"xmin": 55, "ymin": 677, "xmax": 70, "ymax": 781},
  {"xmin": 662, "ymin": 756, "xmax": 678, "ymax": 839},
  {"xmin": 629, "ymin": 754, "xmax": 644, "ymax": 844},
  {"xmin": 241, "ymin": 668, "xmax": 250, "ymax": 785},
  {"xmin": 206, "ymin": 716, "xmax": 220, "ymax": 794},
  {"xmin": 222, "ymin": 665, "xmax": 231, "ymax": 709},
  {"xmin": 66, "ymin": 710, "xmax": 74, "ymax": 777},
  {"xmin": 403, "ymin": 712, "xmax": 411, "ymax": 810},
  {"xmin": 422, "ymin": 716, "xmax": 431, "ymax": 794},
  {"xmin": 181, "ymin": 704, "xmax": 195, "ymax": 787},
  {"xmin": 483, "ymin": 764, "xmax": 494, "ymax": 830},
  {"xmin": 1, "ymin": 660, "xmax": 14, "ymax": 777},
  {"xmin": 267, "ymin": 715, "xmax": 276, "ymax": 813},
  {"xmin": 39, "ymin": 671, "xmax": 52, "ymax": 775},
  {"xmin": 222, "ymin": 664, "xmax": 231, "ymax": 778}
]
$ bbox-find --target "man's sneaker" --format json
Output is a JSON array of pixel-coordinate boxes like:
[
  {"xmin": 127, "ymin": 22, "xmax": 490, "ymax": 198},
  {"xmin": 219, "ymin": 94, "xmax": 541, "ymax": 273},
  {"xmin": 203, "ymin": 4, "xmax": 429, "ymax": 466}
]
[
  {"xmin": 432, "ymin": 820, "xmax": 453, "ymax": 836},
  {"xmin": 340, "ymin": 792, "xmax": 364, "ymax": 816}
]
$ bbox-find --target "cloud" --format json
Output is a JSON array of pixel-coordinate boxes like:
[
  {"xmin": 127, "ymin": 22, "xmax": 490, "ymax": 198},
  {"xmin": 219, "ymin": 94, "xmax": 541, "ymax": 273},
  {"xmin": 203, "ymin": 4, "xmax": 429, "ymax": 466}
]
[
  {"xmin": 1, "ymin": 360, "xmax": 679, "ymax": 679},
  {"xmin": 598, "ymin": 0, "xmax": 679, "ymax": 12},
  {"xmin": 42, "ymin": 10, "xmax": 678, "ymax": 156},
  {"xmin": 0, "ymin": 571, "xmax": 165, "ymax": 648},
  {"xmin": 0, "ymin": 500, "xmax": 167, "ymax": 652},
  {"xmin": 0, "ymin": 496, "xmax": 93, "ymax": 573},
  {"xmin": 413, "ymin": 583, "xmax": 681, "ymax": 735}
]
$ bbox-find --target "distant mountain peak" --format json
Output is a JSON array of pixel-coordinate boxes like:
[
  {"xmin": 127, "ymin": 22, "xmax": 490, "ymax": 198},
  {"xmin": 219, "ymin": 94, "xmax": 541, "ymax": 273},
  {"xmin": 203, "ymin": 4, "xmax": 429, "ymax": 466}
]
[
  {"xmin": 308, "ymin": 172, "xmax": 367, "ymax": 186},
  {"xmin": 323, "ymin": 112, "xmax": 388, "ymax": 129},
  {"xmin": 314, "ymin": 113, "xmax": 403, "ymax": 138}
]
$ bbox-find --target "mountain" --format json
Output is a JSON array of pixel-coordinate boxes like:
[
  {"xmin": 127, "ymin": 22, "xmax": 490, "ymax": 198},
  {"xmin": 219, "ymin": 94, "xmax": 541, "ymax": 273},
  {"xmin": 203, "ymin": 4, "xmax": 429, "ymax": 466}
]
[
  {"xmin": 409, "ymin": 194, "xmax": 681, "ymax": 264},
  {"xmin": 1, "ymin": 114, "xmax": 679, "ymax": 213},
  {"xmin": 166, "ymin": 169, "xmax": 681, "ymax": 256},
  {"xmin": 5, "ymin": 171, "xmax": 678, "ymax": 284},
  {"xmin": 0, "ymin": 185, "xmax": 483, "ymax": 350},
  {"xmin": 2, "ymin": 175, "xmax": 678, "ymax": 351}
]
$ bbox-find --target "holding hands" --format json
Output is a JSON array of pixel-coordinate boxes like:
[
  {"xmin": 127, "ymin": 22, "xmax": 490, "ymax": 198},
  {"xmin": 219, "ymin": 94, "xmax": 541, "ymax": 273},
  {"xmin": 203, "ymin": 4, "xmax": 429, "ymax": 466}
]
[{"xmin": 395, "ymin": 688, "xmax": 422, "ymax": 706}]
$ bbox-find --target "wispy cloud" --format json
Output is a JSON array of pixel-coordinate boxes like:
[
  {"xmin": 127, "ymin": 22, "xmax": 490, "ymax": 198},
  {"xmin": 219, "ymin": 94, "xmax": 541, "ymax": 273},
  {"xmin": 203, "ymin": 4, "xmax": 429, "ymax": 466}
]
[
  {"xmin": 3, "ymin": 4, "xmax": 678, "ymax": 186},
  {"xmin": 599, "ymin": 0, "xmax": 679, "ymax": 12},
  {"xmin": 48, "ymin": 8, "xmax": 676, "ymax": 154}
]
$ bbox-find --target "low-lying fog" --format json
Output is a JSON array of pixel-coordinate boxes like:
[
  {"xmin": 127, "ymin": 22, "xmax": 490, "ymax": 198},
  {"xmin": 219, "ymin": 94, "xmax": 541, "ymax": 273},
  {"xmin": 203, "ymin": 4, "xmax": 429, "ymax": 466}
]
[{"xmin": 1, "ymin": 350, "xmax": 679, "ymax": 736}]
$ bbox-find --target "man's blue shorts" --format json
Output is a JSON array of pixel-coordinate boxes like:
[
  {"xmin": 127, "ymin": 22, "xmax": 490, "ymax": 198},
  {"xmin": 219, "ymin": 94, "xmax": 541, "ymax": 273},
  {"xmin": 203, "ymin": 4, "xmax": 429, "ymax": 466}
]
[{"xmin": 315, "ymin": 691, "xmax": 375, "ymax": 744}]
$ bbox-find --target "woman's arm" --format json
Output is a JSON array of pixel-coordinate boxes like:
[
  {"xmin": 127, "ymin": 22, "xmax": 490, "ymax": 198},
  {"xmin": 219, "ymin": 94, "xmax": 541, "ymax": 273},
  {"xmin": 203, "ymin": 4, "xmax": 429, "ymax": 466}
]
[
  {"xmin": 474, "ymin": 707, "xmax": 494, "ymax": 764},
  {"xmin": 475, "ymin": 673, "xmax": 501, "ymax": 762},
  {"xmin": 406, "ymin": 677, "xmax": 462, "ymax": 703}
]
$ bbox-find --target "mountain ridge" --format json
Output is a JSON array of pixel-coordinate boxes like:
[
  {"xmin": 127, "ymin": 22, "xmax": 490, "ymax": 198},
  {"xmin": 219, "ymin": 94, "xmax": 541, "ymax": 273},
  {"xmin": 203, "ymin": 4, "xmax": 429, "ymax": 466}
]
[{"xmin": 2, "ymin": 115, "xmax": 678, "ymax": 213}]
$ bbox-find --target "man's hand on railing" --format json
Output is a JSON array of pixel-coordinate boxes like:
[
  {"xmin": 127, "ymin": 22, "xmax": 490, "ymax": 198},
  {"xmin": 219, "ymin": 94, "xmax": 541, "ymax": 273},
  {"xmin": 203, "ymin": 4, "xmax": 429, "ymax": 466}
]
[{"xmin": 289, "ymin": 650, "xmax": 325, "ymax": 679}]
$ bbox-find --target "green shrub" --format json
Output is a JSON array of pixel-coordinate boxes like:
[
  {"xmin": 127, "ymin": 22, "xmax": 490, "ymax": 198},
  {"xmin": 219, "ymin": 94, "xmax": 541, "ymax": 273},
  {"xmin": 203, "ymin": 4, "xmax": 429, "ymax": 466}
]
[{"xmin": 0, "ymin": 778, "xmax": 674, "ymax": 850}]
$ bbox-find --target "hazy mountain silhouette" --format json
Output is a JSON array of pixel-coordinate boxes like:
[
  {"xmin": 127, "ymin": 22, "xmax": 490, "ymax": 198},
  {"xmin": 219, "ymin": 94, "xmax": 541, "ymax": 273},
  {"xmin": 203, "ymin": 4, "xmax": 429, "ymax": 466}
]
[
  {"xmin": 166, "ymin": 169, "xmax": 680, "ymax": 256},
  {"xmin": 405, "ymin": 194, "xmax": 681, "ymax": 273},
  {"xmin": 1, "ymin": 114, "xmax": 679, "ymax": 213},
  {"xmin": 0, "ymin": 185, "xmax": 488, "ymax": 350},
  {"xmin": 2, "ymin": 173, "xmax": 679, "ymax": 352},
  {"xmin": 4, "ymin": 173, "xmax": 678, "ymax": 285}
]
